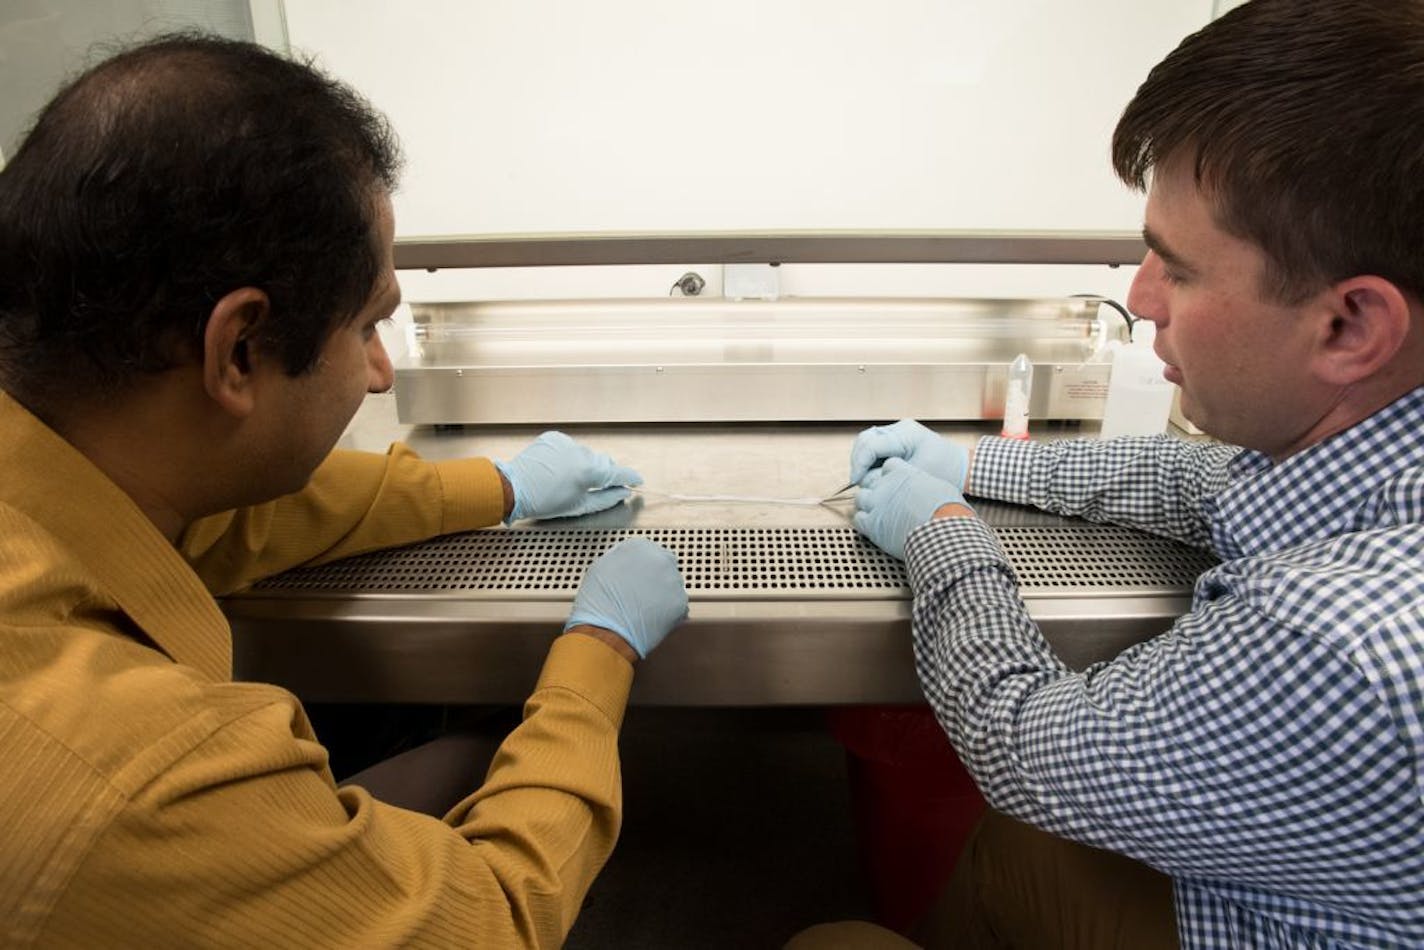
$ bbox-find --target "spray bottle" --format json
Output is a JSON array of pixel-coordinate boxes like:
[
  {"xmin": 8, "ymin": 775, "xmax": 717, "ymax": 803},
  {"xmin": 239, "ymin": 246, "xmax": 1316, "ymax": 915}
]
[
  {"xmin": 1001, "ymin": 353, "xmax": 1033, "ymax": 440},
  {"xmin": 1099, "ymin": 321, "xmax": 1175, "ymax": 439}
]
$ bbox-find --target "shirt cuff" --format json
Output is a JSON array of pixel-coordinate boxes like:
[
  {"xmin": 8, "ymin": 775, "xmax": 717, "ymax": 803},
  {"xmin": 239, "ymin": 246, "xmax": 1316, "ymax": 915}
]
[
  {"xmin": 433, "ymin": 456, "xmax": 507, "ymax": 533},
  {"xmin": 535, "ymin": 633, "xmax": 635, "ymax": 731},
  {"xmin": 971, "ymin": 436, "xmax": 1040, "ymax": 506},
  {"xmin": 905, "ymin": 516, "xmax": 1016, "ymax": 591}
]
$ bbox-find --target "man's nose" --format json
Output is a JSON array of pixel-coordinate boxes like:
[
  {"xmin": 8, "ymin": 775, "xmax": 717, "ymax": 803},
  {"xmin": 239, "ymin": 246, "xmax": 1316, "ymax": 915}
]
[
  {"xmin": 367, "ymin": 334, "xmax": 394, "ymax": 393},
  {"xmin": 1126, "ymin": 251, "xmax": 1166, "ymax": 326}
]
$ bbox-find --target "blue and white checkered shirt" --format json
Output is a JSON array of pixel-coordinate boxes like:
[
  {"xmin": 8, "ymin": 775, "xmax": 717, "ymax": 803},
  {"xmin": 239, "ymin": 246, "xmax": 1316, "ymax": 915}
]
[{"xmin": 905, "ymin": 385, "xmax": 1424, "ymax": 949}]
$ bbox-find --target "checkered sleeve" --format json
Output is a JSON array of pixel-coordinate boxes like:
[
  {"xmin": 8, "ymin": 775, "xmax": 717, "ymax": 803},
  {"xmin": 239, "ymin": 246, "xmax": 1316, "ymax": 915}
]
[
  {"xmin": 970, "ymin": 435, "xmax": 1241, "ymax": 552},
  {"xmin": 905, "ymin": 516, "xmax": 1424, "ymax": 948}
]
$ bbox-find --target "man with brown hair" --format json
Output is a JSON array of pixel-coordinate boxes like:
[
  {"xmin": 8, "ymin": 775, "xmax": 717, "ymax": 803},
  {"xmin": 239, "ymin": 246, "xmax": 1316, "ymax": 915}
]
[
  {"xmin": 0, "ymin": 34, "xmax": 687, "ymax": 947},
  {"xmin": 802, "ymin": 1, "xmax": 1424, "ymax": 947}
]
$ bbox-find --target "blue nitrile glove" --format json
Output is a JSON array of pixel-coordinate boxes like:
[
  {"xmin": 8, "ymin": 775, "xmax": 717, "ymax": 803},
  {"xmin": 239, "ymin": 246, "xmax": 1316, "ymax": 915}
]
[
  {"xmin": 853, "ymin": 458, "xmax": 971, "ymax": 560},
  {"xmin": 848, "ymin": 419, "xmax": 970, "ymax": 489},
  {"xmin": 564, "ymin": 538, "xmax": 689, "ymax": 658},
  {"xmin": 494, "ymin": 431, "xmax": 643, "ymax": 522}
]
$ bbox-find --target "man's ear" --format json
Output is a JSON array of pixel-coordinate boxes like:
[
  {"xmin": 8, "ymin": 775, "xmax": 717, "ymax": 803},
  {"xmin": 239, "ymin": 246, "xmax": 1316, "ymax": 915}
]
[
  {"xmin": 202, "ymin": 287, "xmax": 272, "ymax": 417},
  {"xmin": 1312, "ymin": 276, "xmax": 1412, "ymax": 387}
]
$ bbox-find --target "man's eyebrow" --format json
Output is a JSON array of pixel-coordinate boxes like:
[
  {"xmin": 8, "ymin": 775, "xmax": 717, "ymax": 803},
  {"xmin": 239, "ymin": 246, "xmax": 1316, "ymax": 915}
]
[
  {"xmin": 377, "ymin": 279, "xmax": 402, "ymax": 315},
  {"xmin": 1141, "ymin": 226, "xmax": 1194, "ymax": 273}
]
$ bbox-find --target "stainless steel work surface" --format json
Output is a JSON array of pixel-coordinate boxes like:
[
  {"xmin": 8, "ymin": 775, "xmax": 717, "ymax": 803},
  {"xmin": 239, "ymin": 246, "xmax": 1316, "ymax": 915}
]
[{"xmin": 221, "ymin": 395, "xmax": 1213, "ymax": 705}]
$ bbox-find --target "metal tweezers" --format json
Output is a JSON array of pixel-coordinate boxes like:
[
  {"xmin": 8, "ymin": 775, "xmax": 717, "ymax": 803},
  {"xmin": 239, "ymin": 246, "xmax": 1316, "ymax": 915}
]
[{"xmin": 823, "ymin": 459, "xmax": 883, "ymax": 504}]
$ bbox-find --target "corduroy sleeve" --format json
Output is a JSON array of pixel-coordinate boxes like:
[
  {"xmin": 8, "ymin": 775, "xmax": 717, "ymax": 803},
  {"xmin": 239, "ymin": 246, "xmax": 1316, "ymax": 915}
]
[
  {"xmin": 179, "ymin": 445, "xmax": 506, "ymax": 595},
  {"xmin": 38, "ymin": 634, "xmax": 632, "ymax": 949}
]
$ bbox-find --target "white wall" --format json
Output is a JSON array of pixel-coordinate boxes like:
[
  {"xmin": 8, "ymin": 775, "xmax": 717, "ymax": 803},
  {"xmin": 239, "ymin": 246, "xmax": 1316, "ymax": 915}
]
[
  {"xmin": 279, "ymin": 1, "xmax": 1215, "ymax": 356},
  {"xmin": 0, "ymin": 0, "xmax": 257, "ymax": 157},
  {"xmin": 284, "ymin": 0, "xmax": 1209, "ymax": 235}
]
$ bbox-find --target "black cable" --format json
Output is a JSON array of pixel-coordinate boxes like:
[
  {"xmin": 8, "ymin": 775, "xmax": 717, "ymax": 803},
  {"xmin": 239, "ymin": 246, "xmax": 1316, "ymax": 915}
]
[{"xmin": 1071, "ymin": 293, "xmax": 1135, "ymax": 332}]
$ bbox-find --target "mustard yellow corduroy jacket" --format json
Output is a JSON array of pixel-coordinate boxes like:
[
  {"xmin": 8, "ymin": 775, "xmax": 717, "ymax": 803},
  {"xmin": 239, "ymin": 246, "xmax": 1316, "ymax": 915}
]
[{"xmin": 0, "ymin": 392, "xmax": 633, "ymax": 948}]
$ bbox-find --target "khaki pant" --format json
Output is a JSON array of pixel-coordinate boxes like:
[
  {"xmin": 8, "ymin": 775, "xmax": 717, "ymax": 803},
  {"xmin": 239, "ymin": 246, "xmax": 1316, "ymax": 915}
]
[{"xmin": 788, "ymin": 810, "xmax": 1178, "ymax": 950}]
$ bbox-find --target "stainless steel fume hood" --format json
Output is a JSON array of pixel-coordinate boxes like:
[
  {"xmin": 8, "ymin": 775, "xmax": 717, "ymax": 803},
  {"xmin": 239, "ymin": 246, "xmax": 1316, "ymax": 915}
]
[
  {"xmin": 390, "ymin": 231, "xmax": 1145, "ymax": 427},
  {"xmin": 221, "ymin": 231, "xmax": 1213, "ymax": 707},
  {"xmin": 395, "ymin": 296, "xmax": 1129, "ymax": 426}
]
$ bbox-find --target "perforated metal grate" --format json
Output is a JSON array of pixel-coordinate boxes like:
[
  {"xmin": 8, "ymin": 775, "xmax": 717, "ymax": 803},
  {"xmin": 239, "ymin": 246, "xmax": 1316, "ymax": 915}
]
[
  {"xmin": 250, "ymin": 525, "xmax": 1214, "ymax": 600},
  {"xmin": 993, "ymin": 525, "xmax": 1212, "ymax": 590}
]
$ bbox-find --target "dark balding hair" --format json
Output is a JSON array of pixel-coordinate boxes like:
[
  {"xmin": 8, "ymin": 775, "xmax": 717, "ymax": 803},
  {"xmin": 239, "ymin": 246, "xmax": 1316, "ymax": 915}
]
[{"xmin": 0, "ymin": 32, "xmax": 402, "ymax": 412}]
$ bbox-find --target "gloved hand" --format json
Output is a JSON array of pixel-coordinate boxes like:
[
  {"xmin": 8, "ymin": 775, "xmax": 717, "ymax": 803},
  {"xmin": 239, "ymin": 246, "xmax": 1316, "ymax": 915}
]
[
  {"xmin": 495, "ymin": 431, "xmax": 642, "ymax": 522},
  {"xmin": 565, "ymin": 538, "xmax": 689, "ymax": 658},
  {"xmin": 853, "ymin": 458, "xmax": 971, "ymax": 560},
  {"xmin": 848, "ymin": 419, "xmax": 970, "ymax": 489}
]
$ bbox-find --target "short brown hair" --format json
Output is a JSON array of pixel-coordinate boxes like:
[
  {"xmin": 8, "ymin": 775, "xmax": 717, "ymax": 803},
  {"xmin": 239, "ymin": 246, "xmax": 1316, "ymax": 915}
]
[{"xmin": 1112, "ymin": 0, "xmax": 1424, "ymax": 304}]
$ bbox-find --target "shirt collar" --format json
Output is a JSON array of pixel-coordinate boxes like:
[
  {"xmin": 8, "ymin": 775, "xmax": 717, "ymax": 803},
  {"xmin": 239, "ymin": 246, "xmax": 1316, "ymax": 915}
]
[
  {"xmin": 1209, "ymin": 385, "xmax": 1424, "ymax": 559},
  {"xmin": 0, "ymin": 392, "xmax": 231, "ymax": 680}
]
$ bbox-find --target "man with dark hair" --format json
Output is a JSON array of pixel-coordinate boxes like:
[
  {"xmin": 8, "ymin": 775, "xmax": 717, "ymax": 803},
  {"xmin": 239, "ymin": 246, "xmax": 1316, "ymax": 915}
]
[
  {"xmin": 0, "ymin": 33, "xmax": 688, "ymax": 947},
  {"xmin": 796, "ymin": 1, "xmax": 1424, "ymax": 947}
]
